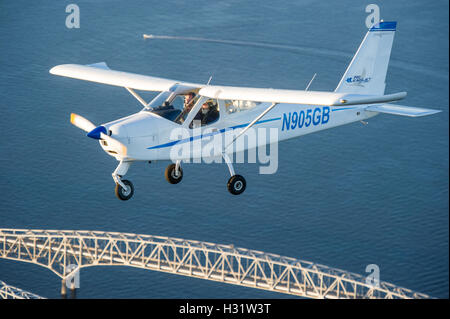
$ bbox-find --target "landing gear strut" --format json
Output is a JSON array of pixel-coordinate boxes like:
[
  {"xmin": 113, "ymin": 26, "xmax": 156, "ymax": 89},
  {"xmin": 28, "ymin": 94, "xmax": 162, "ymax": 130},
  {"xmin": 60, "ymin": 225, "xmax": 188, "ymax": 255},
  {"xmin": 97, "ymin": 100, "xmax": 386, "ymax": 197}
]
[
  {"xmin": 112, "ymin": 160, "xmax": 134, "ymax": 201},
  {"xmin": 223, "ymin": 153, "xmax": 246, "ymax": 195}
]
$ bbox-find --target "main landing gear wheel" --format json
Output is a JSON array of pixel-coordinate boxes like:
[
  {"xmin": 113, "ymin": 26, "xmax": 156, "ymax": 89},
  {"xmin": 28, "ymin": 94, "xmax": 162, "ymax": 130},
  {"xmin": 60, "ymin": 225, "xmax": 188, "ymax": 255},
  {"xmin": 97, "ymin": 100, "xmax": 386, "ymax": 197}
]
[
  {"xmin": 165, "ymin": 163, "xmax": 183, "ymax": 184},
  {"xmin": 115, "ymin": 179, "xmax": 134, "ymax": 201},
  {"xmin": 227, "ymin": 175, "xmax": 246, "ymax": 195}
]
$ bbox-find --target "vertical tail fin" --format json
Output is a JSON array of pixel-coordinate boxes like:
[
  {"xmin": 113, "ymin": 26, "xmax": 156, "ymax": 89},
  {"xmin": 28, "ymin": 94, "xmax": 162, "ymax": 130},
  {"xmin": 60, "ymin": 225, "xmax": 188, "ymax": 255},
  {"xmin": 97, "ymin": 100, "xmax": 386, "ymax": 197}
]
[{"xmin": 335, "ymin": 21, "xmax": 397, "ymax": 95}]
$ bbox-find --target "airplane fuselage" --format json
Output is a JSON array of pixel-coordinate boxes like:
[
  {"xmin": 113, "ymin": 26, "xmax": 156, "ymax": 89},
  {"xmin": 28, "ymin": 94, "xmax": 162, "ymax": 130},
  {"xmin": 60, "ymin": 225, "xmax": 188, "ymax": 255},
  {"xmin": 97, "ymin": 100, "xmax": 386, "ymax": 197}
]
[{"xmin": 100, "ymin": 101, "xmax": 379, "ymax": 162}]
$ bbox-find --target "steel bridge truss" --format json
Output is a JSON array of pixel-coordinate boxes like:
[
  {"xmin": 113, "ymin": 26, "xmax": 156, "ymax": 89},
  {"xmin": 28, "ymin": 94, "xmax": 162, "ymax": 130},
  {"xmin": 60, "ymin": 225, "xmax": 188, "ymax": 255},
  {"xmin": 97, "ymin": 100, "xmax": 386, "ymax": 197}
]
[
  {"xmin": 0, "ymin": 280, "xmax": 45, "ymax": 299},
  {"xmin": 0, "ymin": 229, "xmax": 430, "ymax": 299}
]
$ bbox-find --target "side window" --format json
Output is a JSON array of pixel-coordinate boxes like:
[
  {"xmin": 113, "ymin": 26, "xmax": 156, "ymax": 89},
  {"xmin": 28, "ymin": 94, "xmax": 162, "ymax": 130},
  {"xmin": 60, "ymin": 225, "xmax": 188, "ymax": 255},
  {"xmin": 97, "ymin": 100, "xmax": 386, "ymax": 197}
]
[
  {"xmin": 224, "ymin": 100, "xmax": 261, "ymax": 114},
  {"xmin": 189, "ymin": 99, "xmax": 220, "ymax": 128}
]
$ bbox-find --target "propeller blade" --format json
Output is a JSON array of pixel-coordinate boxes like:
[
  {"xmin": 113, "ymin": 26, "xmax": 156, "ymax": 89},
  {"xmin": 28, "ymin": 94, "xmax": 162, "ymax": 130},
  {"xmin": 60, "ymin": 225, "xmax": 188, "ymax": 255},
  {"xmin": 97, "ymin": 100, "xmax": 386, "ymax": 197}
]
[
  {"xmin": 70, "ymin": 113, "xmax": 127, "ymax": 157},
  {"xmin": 70, "ymin": 113, "xmax": 96, "ymax": 132}
]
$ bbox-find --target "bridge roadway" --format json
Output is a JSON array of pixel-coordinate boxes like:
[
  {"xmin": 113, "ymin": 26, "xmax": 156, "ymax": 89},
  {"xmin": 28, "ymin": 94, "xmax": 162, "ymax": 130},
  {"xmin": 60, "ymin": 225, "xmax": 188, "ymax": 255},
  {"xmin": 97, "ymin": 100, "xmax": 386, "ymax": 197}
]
[{"xmin": 0, "ymin": 229, "xmax": 430, "ymax": 299}]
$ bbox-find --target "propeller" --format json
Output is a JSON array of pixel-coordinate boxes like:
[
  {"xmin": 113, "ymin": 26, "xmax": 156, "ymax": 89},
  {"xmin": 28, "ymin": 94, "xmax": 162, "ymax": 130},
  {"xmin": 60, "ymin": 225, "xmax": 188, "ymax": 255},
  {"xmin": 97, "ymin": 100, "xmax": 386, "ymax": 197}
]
[
  {"xmin": 70, "ymin": 113, "xmax": 96, "ymax": 133},
  {"xmin": 70, "ymin": 113, "xmax": 127, "ymax": 156}
]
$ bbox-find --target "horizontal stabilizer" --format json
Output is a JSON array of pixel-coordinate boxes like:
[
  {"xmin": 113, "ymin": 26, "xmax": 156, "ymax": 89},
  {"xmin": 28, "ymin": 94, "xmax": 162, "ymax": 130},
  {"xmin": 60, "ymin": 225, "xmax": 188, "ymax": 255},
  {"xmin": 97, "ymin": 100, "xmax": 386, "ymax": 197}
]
[{"xmin": 365, "ymin": 104, "xmax": 441, "ymax": 117}]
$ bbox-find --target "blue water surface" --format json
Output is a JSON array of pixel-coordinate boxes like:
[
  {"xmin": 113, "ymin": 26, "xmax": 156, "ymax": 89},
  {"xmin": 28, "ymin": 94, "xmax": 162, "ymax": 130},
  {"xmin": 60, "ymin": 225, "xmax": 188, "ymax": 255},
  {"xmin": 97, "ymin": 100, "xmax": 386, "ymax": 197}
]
[{"xmin": 0, "ymin": 0, "xmax": 448, "ymax": 298}]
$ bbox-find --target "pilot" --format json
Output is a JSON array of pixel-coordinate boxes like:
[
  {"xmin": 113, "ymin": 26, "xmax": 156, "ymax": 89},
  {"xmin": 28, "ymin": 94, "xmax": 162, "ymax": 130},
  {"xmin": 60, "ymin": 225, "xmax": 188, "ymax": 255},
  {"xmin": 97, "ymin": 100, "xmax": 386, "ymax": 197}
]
[
  {"xmin": 177, "ymin": 92, "xmax": 196, "ymax": 124},
  {"xmin": 184, "ymin": 92, "xmax": 196, "ymax": 111}
]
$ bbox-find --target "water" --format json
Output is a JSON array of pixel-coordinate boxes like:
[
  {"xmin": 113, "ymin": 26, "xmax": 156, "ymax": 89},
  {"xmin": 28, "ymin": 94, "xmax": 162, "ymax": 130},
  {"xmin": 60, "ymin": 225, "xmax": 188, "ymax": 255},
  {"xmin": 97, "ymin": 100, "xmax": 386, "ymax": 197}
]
[{"xmin": 0, "ymin": 0, "xmax": 448, "ymax": 298}]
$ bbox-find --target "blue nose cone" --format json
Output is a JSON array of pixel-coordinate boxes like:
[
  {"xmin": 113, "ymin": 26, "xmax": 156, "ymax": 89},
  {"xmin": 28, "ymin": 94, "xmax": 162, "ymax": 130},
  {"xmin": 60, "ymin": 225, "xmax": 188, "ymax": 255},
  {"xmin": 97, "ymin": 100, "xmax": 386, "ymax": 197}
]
[{"xmin": 87, "ymin": 126, "xmax": 107, "ymax": 139}]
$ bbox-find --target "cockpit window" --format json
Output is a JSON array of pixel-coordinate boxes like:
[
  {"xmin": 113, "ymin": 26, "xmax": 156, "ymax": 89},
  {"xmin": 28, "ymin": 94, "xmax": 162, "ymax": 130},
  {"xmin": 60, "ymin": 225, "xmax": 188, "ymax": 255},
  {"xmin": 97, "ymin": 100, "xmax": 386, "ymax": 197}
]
[
  {"xmin": 224, "ymin": 100, "xmax": 261, "ymax": 114},
  {"xmin": 145, "ymin": 91, "xmax": 199, "ymax": 123},
  {"xmin": 146, "ymin": 91, "xmax": 171, "ymax": 110}
]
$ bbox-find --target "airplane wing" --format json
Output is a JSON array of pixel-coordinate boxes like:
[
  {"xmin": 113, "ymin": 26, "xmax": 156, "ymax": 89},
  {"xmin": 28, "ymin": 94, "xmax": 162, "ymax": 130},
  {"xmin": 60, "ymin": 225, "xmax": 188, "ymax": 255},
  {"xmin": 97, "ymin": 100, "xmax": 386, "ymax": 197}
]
[
  {"xmin": 51, "ymin": 63, "xmax": 406, "ymax": 106},
  {"xmin": 365, "ymin": 104, "xmax": 441, "ymax": 117},
  {"xmin": 49, "ymin": 62, "xmax": 202, "ymax": 92},
  {"xmin": 198, "ymin": 85, "xmax": 407, "ymax": 107}
]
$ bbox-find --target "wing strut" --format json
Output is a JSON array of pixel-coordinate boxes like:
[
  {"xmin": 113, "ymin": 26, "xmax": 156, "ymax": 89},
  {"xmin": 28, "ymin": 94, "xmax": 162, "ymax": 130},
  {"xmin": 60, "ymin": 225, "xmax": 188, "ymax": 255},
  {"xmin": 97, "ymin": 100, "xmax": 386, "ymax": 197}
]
[
  {"xmin": 223, "ymin": 102, "xmax": 278, "ymax": 152},
  {"xmin": 125, "ymin": 87, "xmax": 149, "ymax": 107}
]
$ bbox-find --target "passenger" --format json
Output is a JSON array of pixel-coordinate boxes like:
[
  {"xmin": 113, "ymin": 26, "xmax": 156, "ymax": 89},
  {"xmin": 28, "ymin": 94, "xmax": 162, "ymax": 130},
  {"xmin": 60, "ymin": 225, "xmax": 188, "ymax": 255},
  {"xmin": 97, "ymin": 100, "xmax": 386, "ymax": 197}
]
[
  {"xmin": 189, "ymin": 102, "xmax": 208, "ymax": 128},
  {"xmin": 201, "ymin": 102, "xmax": 219, "ymax": 125}
]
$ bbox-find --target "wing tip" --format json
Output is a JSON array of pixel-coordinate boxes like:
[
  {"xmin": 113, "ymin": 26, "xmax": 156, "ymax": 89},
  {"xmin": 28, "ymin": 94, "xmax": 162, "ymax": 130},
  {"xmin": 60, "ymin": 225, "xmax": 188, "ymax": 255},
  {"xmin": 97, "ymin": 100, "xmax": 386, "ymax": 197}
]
[
  {"xmin": 50, "ymin": 62, "xmax": 110, "ymax": 75},
  {"xmin": 49, "ymin": 65, "xmax": 60, "ymax": 75}
]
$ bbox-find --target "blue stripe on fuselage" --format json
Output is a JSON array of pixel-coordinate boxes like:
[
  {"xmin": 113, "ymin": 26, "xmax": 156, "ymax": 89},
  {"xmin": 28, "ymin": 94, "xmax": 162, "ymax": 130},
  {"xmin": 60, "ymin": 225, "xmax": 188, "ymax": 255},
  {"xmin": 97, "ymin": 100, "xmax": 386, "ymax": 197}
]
[
  {"xmin": 146, "ymin": 117, "xmax": 281, "ymax": 150},
  {"xmin": 332, "ymin": 107, "xmax": 357, "ymax": 112}
]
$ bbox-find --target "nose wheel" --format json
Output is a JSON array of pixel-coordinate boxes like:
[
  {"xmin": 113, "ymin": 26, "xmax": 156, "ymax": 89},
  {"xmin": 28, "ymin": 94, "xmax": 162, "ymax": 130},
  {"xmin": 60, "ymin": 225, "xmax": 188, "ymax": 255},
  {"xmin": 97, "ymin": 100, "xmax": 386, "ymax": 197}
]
[
  {"xmin": 115, "ymin": 179, "xmax": 134, "ymax": 201},
  {"xmin": 112, "ymin": 161, "xmax": 134, "ymax": 201},
  {"xmin": 165, "ymin": 163, "xmax": 183, "ymax": 184}
]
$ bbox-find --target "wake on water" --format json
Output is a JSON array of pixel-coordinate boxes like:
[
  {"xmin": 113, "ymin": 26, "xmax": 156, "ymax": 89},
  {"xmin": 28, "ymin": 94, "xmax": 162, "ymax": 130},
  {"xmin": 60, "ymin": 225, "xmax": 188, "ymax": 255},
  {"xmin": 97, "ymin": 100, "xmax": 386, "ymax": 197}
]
[{"xmin": 143, "ymin": 34, "xmax": 447, "ymax": 81}]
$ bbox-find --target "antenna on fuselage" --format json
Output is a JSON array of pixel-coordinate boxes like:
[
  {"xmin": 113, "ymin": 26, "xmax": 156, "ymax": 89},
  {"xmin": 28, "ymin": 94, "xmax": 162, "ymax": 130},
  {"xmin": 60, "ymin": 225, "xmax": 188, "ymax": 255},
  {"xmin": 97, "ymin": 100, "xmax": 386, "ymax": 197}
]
[
  {"xmin": 206, "ymin": 75, "xmax": 213, "ymax": 85},
  {"xmin": 304, "ymin": 73, "xmax": 317, "ymax": 91}
]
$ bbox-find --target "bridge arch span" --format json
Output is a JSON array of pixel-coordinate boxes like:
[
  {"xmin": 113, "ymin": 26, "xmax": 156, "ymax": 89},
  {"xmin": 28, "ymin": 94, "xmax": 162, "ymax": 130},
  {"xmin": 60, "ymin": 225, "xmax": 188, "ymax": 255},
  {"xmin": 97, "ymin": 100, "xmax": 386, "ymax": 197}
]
[{"xmin": 0, "ymin": 229, "xmax": 430, "ymax": 299}]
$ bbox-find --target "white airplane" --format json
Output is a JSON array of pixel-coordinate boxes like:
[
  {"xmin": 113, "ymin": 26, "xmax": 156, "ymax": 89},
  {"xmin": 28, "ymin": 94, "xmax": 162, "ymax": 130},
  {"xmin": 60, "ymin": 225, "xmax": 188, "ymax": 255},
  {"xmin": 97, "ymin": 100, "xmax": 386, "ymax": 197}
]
[{"xmin": 50, "ymin": 21, "xmax": 440, "ymax": 201}]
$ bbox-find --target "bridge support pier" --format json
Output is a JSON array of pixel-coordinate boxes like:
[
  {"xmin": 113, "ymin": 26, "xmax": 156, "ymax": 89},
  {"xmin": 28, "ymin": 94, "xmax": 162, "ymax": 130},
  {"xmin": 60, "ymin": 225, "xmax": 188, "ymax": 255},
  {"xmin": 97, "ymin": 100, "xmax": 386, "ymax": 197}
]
[
  {"xmin": 70, "ymin": 281, "xmax": 77, "ymax": 299},
  {"xmin": 61, "ymin": 278, "xmax": 67, "ymax": 297},
  {"xmin": 61, "ymin": 277, "xmax": 78, "ymax": 298}
]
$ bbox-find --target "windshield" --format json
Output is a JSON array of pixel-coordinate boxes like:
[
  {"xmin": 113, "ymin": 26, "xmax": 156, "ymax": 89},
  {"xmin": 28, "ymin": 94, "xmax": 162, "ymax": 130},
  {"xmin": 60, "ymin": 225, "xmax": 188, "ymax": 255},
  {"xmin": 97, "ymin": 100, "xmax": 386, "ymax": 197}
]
[
  {"xmin": 145, "ymin": 91, "xmax": 171, "ymax": 110},
  {"xmin": 144, "ymin": 91, "xmax": 189, "ymax": 122}
]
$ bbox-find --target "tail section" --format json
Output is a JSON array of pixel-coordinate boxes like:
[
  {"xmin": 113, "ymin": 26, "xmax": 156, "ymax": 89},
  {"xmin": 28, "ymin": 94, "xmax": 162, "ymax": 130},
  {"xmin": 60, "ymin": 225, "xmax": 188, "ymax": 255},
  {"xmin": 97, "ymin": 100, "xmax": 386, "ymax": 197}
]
[{"xmin": 335, "ymin": 21, "xmax": 397, "ymax": 95}]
